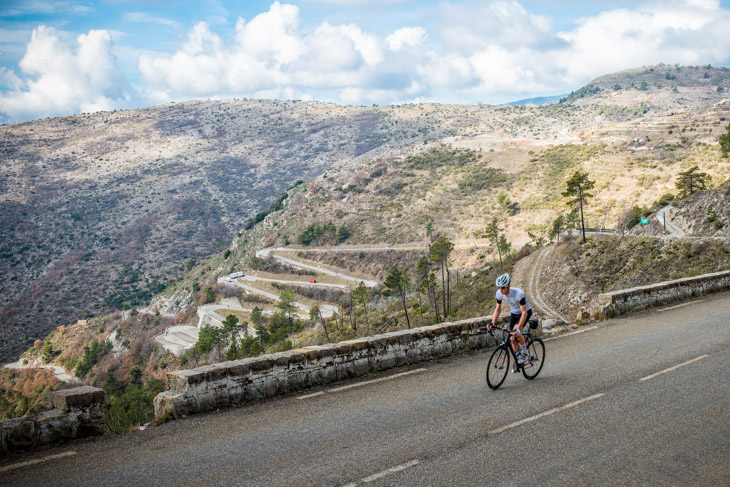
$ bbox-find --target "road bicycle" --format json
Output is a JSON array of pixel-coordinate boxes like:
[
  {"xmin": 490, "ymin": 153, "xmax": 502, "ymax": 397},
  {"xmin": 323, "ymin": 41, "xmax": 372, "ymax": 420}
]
[{"xmin": 486, "ymin": 319, "xmax": 545, "ymax": 390}]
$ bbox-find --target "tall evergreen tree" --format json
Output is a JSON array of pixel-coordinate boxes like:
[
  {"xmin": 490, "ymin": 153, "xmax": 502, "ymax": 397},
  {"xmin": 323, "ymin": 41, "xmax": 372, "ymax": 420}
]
[
  {"xmin": 720, "ymin": 123, "xmax": 730, "ymax": 158},
  {"xmin": 549, "ymin": 214, "xmax": 566, "ymax": 243},
  {"xmin": 484, "ymin": 217, "xmax": 505, "ymax": 272},
  {"xmin": 384, "ymin": 266, "xmax": 411, "ymax": 329},
  {"xmin": 351, "ymin": 281, "xmax": 372, "ymax": 336},
  {"xmin": 222, "ymin": 314, "xmax": 242, "ymax": 360},
  {"xmin": 310, "ymin": 305, "xmax": 330, "ymax": 343},
  {"xmin": 429, "ymin": 236, "xmax": 454, "ymax": 317},
  {"xmin": 276, "ymin": 287, "xmax": 297, "ymax": 335},
  {"xmin": 562, "ymin": 170, "xmax": 595, "ymax": 243},
  {"xmin": 250, "ymin": 306, "xmax": 269, "ymax": 348},
  {"xmin": 676, "ymin": 166, "xmax": 710, "ymax": 198}
]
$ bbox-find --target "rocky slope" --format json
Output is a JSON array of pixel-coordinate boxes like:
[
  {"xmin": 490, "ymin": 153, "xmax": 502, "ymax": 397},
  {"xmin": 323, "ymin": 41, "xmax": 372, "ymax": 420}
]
[{"xmin": 2, "ymin": 65, "xmax": 730, "ymax": 362}]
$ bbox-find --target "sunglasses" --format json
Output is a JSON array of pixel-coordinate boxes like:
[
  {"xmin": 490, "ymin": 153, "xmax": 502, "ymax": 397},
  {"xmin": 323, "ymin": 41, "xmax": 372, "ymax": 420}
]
[{"xmin": 499, "ymin": 286, "xmax": 509, "ymax": 290}]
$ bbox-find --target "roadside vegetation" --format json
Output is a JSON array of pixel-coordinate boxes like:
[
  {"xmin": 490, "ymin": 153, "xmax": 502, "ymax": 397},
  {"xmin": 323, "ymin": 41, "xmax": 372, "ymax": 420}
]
[{"xmin": 0, "ymin": 368, "xmax": 65, "ymax": 420}]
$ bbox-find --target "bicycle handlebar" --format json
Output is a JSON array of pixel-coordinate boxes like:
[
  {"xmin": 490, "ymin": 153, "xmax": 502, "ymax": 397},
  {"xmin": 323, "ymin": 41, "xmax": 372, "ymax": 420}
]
[
  {"xmin": 487, "ymin": 324, "xmax": 528, "ymax": 337},
  {"xmin": 487, "ymin": 324, "xmax": 511, "ymax": 333}
]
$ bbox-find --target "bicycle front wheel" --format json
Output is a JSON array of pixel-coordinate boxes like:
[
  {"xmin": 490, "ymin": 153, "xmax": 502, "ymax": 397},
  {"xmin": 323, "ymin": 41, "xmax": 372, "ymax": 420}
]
[
  {"xmin": 522, "ymin": 338, "xmax": 545, "ymax": 380},
  {"xmin": 486, "ymin": 345, "xmax": 510, "ymax": 390}
]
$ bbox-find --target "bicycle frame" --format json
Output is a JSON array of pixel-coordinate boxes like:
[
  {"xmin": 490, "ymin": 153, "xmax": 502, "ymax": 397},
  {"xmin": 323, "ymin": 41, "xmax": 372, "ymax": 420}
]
[
  {"xmin": 489, "ymin": 322, "xmax": 535, "ymax": 364},
  {"xmin": 486, "ymin": 319, "xmax": 544, "ymax": 389}
]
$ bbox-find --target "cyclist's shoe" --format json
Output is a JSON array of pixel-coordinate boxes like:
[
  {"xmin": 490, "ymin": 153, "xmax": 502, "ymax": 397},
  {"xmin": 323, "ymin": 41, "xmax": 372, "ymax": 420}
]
[
  {"xmin": 512, "ymin": 364, "xmax": 520, "ymax": 373},
  {"xmin": 517, "ymin": 353, "xmax": 527, "ymax": 364}
]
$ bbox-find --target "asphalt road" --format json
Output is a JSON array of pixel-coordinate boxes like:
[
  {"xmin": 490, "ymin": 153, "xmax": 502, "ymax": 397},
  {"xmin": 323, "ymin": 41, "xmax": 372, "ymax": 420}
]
[{"xmin": 3, "ymin": 291, "xmax": 729, "ymax": 487}]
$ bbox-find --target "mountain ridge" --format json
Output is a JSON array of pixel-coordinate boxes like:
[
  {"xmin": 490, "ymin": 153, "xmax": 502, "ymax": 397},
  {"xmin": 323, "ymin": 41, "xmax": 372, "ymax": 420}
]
[{"xmin": 2, "ymin": 64, "xmax": 730, "ymax": 362}]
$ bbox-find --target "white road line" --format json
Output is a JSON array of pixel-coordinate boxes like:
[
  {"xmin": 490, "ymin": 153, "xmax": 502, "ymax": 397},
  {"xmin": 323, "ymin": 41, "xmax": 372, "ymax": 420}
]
[
  {"xmin": 0, "ymin": 451, "xmax": 77, "ymax": 473},
  {"xmin": 657, "ymin": 300, "xmax": 705, "ymax": 312},
  {"xmin": 639, "ymin": 355, "xmax": 709, "ymax": 382},
  {"xmin": 545, "ymin": 326, "xmax": 598, "ymax": 341},
  {"xmin": 361, "ymin": 459, "xmax": 420, "ymax": 483},
  {"xmin": 296, "ymin": 368, "xmax": 427, "ymax": 400},
  {"xmin": 488, "ymin": 394, "xmax": 605, "ymax": 436},
  {"xmin": 329, "ymin": 369, "xmax": 427, "ymax": 393},
  {"xmin": 296, "ymin": 391, "xmax": 325, "ymax": 400}
]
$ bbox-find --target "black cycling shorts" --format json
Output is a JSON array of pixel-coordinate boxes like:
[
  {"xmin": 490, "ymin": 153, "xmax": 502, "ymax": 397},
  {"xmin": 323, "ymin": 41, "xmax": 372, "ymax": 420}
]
[{"xmin": 509, "ymin": 309, "xmax": 532, "ymax": 329}]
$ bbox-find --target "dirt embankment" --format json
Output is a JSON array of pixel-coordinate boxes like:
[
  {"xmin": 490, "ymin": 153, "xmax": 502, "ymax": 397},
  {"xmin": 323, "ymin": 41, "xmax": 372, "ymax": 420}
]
[
  {"xmin": 515, "ymin": 234, "xmax": 730, "ymax": 323},
  {"xmin": 672, "ymin": 185, "xmax": 730, "ymax": 237}
]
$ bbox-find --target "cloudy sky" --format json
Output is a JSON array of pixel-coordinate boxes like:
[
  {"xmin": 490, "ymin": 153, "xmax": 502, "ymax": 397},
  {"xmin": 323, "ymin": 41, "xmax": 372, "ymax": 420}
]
[{"xmin": 1, "ymin": 0, "xmax": 730, "ymax": 123}]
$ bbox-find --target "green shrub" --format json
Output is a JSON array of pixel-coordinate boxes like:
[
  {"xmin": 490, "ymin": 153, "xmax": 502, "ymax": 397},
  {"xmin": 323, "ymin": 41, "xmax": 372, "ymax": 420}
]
[{"xmin": 103, "ymin": 378, "xmax": 165, "ymax": 435}]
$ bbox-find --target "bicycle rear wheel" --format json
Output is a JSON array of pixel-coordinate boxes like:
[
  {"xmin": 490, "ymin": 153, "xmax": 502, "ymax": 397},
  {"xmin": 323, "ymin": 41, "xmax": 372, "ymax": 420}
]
[
  {"xmin": 521, "ymin": 338, "xmax": 545, "ymax": 380},
  {"xmin": 486, "ymin": 345, "xmax": 510, "ymax": 390}
]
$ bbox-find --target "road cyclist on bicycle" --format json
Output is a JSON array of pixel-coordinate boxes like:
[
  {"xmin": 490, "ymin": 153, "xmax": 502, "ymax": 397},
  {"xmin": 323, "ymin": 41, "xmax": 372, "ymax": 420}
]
[{"xmin": 487, "ymin": 273, "xmax": 532, "ymax": 373}]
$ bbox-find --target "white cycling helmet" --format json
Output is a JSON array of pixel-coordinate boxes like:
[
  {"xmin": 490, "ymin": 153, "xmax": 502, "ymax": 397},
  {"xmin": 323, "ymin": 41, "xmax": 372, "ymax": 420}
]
[{"xmin": 495, "ymin": 273, "xmax": 511, "ymax": 288}]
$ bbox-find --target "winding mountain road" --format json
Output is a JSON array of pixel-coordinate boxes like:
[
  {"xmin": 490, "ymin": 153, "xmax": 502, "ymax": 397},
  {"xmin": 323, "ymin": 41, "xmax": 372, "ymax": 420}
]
[
  {"xmin": 656, "ymin": 204, "xmax": 686, "ymax": 237},
  {"xmin": 155, "ymin": 247, "xmax": 374, "ymax": 354},
  {"xmin": 5, "ymin": 361, "xmax": 77, "ymax": 384},
  {"xmin": 525, "ymin": 245, "xmax": 570, "ymax": 324}
]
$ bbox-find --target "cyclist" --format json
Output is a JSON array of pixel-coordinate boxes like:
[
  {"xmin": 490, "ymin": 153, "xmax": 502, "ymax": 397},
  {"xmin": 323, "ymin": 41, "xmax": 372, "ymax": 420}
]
[{"xmin": 487, "ymin": 273, "xmax": 532, "ymax": 372}]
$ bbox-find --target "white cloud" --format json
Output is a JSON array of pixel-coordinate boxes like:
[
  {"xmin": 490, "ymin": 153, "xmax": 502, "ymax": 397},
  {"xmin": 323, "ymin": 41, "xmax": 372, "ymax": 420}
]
[
  {"xmin": 315, "ymin": 22, "xmax": 383, "ymax": 67},
  {"xmin": 387, "ymin": 27, "xmax": 427, "ymax": 51},
  {"xmin": 234, "ymin": 1, "xmax": 303, "ymax": 64},
  {"xmin": 428, "ymin": 0, "xmax": 730, "ymax": 102},
  {"xmin": 0, "ymin": 67, "xmax": 23, "ymax": 91},
  {"xmin": 0, "ymin": 26, "xmax": 135, "ymax": 122},
  {"xmin": 138, "ymin": 2, "xmax": 393, "ymax": 102},
  {"xmin": 556, "ymin": 1, "xmax": 730, "ymax": 83},
  {"xmin": 416, "ymin": 52, "xmax": 475, "ymax": 89},
  {"xmin": 437, "ymin": 1, "xmax": 553, "ymax": 52},
  {"xmin": 3, "ymin": 0, "xmax": 730, "ymax": 121}
]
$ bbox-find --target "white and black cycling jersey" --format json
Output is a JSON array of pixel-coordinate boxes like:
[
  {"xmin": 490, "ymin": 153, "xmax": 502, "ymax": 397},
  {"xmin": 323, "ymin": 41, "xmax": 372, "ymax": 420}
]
[{"xmin": 495, "ymin": 286, "xmax": 532, "ymax": 314}]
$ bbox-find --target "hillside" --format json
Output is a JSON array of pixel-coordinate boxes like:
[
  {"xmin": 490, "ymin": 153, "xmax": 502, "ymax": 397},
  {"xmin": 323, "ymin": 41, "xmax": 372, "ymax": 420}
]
[
  {"xmin": 2, "ymin": 64, "xmax": 730, "ymax": 363},
  {"xmin": 0, "ymin": 99, "xmax": 473, "ymax": 361}
]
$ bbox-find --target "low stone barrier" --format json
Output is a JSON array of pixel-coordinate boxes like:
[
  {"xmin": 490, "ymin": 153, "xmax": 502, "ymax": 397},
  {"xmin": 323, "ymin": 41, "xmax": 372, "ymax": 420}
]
[
  {"xmin": 154, "ymin": 317, "xmax": 495, "ymax": 419},
  {"xmin": 593, "ymin": 270, "xmax": 730, "ymax": 318},
  {"xmin": 0, "ymin": 386, "xmax": 104, "ymax": 455}
]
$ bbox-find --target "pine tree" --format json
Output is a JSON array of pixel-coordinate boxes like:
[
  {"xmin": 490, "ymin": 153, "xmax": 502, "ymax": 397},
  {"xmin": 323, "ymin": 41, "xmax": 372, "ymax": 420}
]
[
  {"xmin": 384, "ymin": 266, "xmax": 411, "ymax": 329},
  {"xmin": 720, "ymin": 123, "xmax": 730, "ymax": 158},
  {"xmin": 276, "ymin": 287, "xmax": 297, "ymax": 335},
  {"xmin": 676, "ymin": 166, "xmax": 709, "ymax": 198},
  {"xmin": 562, "ymin": 171, "xmax": 595, "ymax": 243}
]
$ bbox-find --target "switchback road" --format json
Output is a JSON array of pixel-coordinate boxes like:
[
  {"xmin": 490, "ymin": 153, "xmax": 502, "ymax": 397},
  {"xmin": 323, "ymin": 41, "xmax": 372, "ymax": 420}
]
[{"xmin": 3, "ymin": 291, "xmax": 730, "ymax": 486}]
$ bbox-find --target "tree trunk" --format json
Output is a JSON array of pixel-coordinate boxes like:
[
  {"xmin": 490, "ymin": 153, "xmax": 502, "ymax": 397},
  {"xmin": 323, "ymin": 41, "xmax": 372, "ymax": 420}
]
[
  {"xmin": 495, "ymin": 235, "xmax": 503, "ymax": 272},
  {"xmin": 401, "ymin": 287, "xmax": 411, "ymax": 329},
  {"xmin": 317, "ymin": 307, "xmax": 330, "ymax": 343},
  {"xmin": 363, "ymin": 304, "xmax": 371, "ymax": 336},
  {"xmin": 445, "ymin": 262, "xmax": 451, "ymax": 316},
  {"xmin": 579, "ymin": 186, "xmax": 586, "ymax": 243},
  {"xmin": 429, "ymin": 284, "xmax": 440, "ymax": 323},
  {"xmin": 440, "ymin": 258, "xmax": 446, "ymax": 318}
]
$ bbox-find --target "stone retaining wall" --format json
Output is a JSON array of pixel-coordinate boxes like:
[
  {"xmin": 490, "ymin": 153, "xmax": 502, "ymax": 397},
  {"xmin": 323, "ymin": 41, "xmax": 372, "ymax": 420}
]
[
  {"xmin": 0, "ymin": 386, "xmax": 104, "ymax": 455},
  {"xmin": 154, "ymin": 317, "xmax": 496, "ymax": 419},
  {"xmin": 593, "ymin": 270, "xmax": 730, "ymax": 318}
]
